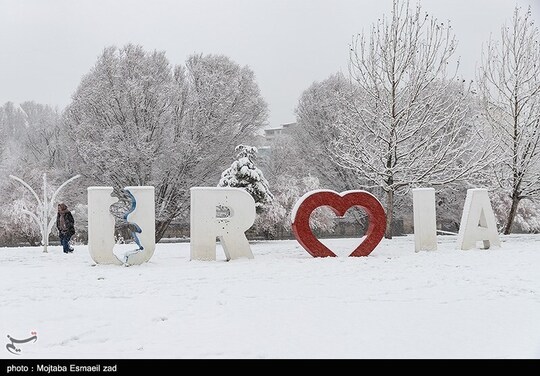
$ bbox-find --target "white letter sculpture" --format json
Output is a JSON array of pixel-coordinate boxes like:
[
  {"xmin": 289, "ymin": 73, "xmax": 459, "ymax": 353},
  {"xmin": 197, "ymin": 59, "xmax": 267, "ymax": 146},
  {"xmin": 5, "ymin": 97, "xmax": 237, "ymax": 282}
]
[
  {"xmin": 190, "ymin": 187, "xmax": 256, "ymax": 261},
  {"xmin": 88, "ymin": 187, "xmax": 120, "ymax": 265},
  {"xmin": 456, "ymin": 188, "xmax": 500, "ymax": 250},
  {"xmin": 412, "ymin": 188, "xmax": 437, "ymax": 252},
  {"xmin": 88, "ymin": 186, "xmax": 155, "ymax": 265}
]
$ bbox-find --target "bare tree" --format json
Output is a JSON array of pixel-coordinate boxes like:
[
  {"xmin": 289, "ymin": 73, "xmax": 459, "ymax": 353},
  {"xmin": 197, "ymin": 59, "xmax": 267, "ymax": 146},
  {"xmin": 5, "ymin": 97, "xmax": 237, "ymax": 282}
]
[
  {"xmin": 152, "ymin": 54, "xmax": 267, "ymax": 239},
  {"xmin": 294, "ymin": 73, "xmax": 365, "ymax": 192},
  {"xmin": 478, "ymin": 6, "xmax": 540, "ymax": 234},
  {"xmin": 330, "ymin": 0, "xmax": 493, "ymax": 238},
  {"xmin": 0, "ymin": 101, "xmax": 81, "ymax": 246},
  {"xmin": 14, "ymin": 102, "xmax": 63, "ymax": 171},
  {"xmin": 64, "ymin": 45, "xmax": 267, "ymax": 241}
]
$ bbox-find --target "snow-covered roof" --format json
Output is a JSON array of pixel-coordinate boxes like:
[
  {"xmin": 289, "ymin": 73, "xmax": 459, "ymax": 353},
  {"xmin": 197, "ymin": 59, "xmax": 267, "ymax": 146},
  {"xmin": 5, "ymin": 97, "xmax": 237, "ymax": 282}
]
[
  {"xmin": 265, "ymin": 127, "xmax": 284, "ymax": 132},
  {"xmin": 282, "ymin": 122, "xmax": 296, "ymax": 128},
  {"xmin": 264, "ymin": 122, "xmax": 297, "ymax": 132}
]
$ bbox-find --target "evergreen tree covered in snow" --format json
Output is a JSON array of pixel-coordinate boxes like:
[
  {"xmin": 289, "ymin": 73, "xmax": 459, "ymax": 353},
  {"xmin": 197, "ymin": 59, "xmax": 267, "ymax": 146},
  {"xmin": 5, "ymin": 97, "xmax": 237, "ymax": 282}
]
[{"xmin": 218, "ymin": 145, "xmax": 273, "ymax": 213}]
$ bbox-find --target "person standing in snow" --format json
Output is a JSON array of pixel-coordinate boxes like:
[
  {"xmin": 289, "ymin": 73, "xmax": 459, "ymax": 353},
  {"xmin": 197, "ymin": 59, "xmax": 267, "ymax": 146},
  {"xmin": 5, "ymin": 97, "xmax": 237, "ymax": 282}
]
[{"xmin": 56, "ymin": 203, "xmax": 75, "ymax": 253}]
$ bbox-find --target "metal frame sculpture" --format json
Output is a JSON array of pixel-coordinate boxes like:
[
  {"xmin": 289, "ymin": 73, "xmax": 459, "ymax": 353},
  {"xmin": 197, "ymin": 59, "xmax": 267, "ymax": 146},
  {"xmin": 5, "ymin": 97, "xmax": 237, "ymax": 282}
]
[{"xmin": 9, "ymin": 173, "xmax": 81, "ymax": 253}]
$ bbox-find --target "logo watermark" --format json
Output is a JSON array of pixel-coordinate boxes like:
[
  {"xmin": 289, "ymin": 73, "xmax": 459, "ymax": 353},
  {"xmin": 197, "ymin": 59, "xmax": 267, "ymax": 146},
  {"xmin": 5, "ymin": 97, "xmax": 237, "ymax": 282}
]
[{"xmin": 5, "ymin": 332, "xmax": 37, "ymax": 355}]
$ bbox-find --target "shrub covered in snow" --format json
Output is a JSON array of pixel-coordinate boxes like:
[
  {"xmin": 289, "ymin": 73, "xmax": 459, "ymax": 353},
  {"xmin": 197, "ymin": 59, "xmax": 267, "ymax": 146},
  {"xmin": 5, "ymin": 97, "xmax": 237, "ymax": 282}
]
[{"xmin": 218, "ymin": 145, "xmax": 273, "ymax": 213}]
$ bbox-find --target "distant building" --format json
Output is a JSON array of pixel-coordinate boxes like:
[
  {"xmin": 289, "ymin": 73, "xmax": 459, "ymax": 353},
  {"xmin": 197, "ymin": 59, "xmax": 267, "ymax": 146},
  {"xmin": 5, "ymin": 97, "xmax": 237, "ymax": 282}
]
[
  {"xmin": 263, "ymin": 122, "xmax": 297, "ymax": 143},
  {"xmin": 281, "ymin": 122, "xmax": 296, "ymax": 131},
  {"xmin": 263, "ymin": 127, "xmax": 283, "ymax": 142}
]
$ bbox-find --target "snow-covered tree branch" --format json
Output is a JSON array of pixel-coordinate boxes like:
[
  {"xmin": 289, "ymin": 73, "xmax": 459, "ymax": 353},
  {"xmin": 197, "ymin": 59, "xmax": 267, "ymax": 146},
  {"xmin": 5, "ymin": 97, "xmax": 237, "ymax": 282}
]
[
  {"xmin": 478, "ymin": 6, "xmax": 540, "ymax": 234},
  {"xmin": 63, "ymin": 45, "xmax": 268, "ymax": 241},
  {"xmin": 327, "ymin": 0, "xmax": 495, "ymax": 238}
]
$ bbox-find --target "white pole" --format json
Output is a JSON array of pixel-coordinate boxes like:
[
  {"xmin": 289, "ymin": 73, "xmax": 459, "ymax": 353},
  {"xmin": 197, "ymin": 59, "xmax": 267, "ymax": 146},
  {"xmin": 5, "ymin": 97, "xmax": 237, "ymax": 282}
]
[{"xmin": 43, "ymin": 173, "xmax": 48, "ymax": 253}]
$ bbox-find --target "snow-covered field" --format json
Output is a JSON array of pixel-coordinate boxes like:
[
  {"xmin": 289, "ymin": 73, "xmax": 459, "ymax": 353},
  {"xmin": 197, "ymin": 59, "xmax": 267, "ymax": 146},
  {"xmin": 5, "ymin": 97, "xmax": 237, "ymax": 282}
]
[{"xmin": 1, "ymin": 234, "xmax": 540, "ymax": 359}]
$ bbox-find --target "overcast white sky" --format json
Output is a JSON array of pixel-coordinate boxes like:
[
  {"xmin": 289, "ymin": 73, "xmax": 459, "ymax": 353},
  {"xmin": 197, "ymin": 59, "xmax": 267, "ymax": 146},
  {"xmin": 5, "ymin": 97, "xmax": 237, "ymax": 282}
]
[{"xmin": 1, "ymin": 0, "xmax": 539, "ymax": 127}]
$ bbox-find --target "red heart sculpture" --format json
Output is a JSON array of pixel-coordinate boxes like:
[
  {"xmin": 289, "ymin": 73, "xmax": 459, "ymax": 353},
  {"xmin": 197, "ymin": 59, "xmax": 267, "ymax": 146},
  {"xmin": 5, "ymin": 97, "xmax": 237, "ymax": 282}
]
[{"xmin": 291, "ymin": 190, "xmax": 386, "ymax": 257}]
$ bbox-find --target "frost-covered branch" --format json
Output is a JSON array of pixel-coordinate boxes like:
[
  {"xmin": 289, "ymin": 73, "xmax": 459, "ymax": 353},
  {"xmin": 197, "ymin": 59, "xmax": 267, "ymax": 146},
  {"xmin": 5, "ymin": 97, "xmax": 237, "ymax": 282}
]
[{"xmin": 478, "ymin": 6, "xmax": 540, "ymax": 234}]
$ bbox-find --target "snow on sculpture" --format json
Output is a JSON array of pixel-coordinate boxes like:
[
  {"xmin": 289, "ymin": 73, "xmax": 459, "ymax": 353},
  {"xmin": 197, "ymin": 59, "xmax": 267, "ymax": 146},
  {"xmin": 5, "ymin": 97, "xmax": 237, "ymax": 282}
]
[
  {"xmin": 412, "ymin": 188, "xmax": 437, "ymax": 252},
  {"xmin": 456, "ymin": 189, "xmax": 501, "ymax": 250},
  {"xmin": 291, "ymin": 190, "xmax": 386, "ymax": 257},
  {"xmin": 190, "ymin": 187, "xmax": 256, "ymax": 261},
  {"xmin": 87, "ymin": 186, "xmax": 155, "ymax": 265}
]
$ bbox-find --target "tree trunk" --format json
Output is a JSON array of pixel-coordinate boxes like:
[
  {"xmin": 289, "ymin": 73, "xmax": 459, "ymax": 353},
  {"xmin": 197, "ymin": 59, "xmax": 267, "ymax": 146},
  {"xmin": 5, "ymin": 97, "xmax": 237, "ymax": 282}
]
[
  {"xmin": 385, "ymin": 189, "xmax": 394, "ymax": 239},
  {"xmin": 503, "ymin": 193, "xmax": 520, "ymax": 235},
  {"xmin": 155, "ymin": 218, "xmax": 173, "ymax": 243}
]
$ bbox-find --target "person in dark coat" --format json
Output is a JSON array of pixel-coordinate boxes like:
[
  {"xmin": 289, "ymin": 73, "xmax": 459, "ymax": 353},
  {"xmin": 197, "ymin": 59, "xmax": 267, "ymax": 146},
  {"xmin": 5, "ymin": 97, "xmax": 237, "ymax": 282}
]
[{"xmin": 57, "ymin": 203, "xmax": 75, "ymax": 253}]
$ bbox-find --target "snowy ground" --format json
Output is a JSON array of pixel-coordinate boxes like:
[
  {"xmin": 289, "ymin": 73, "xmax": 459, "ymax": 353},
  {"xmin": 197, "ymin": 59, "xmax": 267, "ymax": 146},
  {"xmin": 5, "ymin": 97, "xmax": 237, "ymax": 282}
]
[{"xmin": 1, "ymin": 234, "xmax": 540, "ymax": 359}]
